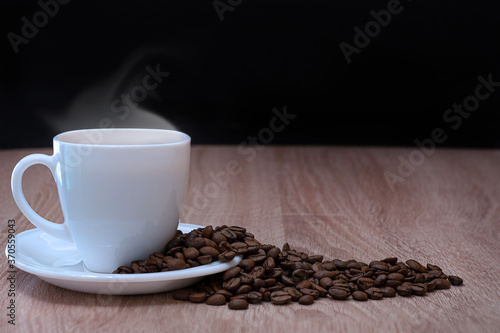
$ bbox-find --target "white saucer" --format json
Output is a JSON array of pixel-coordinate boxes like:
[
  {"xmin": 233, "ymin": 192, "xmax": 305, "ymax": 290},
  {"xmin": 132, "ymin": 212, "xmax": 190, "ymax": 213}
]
[{"xmin": 7, "ymin": 223, "xmax": 241, "ymax": 295}]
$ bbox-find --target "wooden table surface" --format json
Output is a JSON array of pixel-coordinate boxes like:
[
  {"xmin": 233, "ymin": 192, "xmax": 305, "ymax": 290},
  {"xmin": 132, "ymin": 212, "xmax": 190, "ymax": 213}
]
[{"xmin": 1, "ymin": 145, "xmax": 499, "ymax": 333}]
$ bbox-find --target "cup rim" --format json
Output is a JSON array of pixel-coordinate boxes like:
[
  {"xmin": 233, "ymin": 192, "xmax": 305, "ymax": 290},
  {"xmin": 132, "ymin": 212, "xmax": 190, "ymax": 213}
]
[{"xmin": 54, "ymin": 128, "xmax": 191, "ymax": 147}]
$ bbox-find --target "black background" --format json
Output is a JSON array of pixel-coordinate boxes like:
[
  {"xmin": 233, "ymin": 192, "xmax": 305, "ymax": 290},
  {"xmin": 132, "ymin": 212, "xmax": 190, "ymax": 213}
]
[{"xmin": 1, "ymin": 0, "xmax": 499, "ymax": 148}]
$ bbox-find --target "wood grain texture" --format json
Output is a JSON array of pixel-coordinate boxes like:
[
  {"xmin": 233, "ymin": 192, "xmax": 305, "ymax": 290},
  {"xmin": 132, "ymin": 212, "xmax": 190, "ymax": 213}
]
[{"xmin": 1, "ymin": 146, "xmax": 499, "ymax": 333}]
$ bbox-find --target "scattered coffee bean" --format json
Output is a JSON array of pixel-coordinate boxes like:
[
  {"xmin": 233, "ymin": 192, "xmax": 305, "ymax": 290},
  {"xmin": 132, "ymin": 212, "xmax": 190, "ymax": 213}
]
[
  {"xmin": 434, "ymin": 278, "xmax": 451, "ymax": 289},
  {"xmin": 352, "ymin": 291, "xmax": 368, "ymax": 301},
  {"xmin": 228, "ymin": 299, "xmax": 249, "ymax": 310},
  {"xmin": 206, "ymin": 294, "xmax": 226, "ymax": 306},
  {"xmin": 114, "ymin": 225, "xmax": 464, "ymax": 310},
  {"xmin": 448, "ymin": 276, "xmax": 463, "ymax": 286},
  {"xmin": 298, "ymin": 295, "xmax": 315, "ymax": 305}
]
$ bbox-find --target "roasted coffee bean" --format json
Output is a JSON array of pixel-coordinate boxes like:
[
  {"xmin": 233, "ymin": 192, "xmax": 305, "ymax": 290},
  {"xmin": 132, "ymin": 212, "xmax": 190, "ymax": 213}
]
[
  {"xmin": 197, "ymin": 255, "xmax": 212, "ymax": 265},
  {"xmin": 271, "ymin": 291, "xmax": 292, "ymax": 305},
  {"xmin": 189, "ymin": 292, "xmax": 207, "ymax": 303},
  {"xmin": 414, "ymin": 273, "xmax": 426, "ymax": 284},
  {"xmin": 263, "ymin": 257, "xmax": 275, "ymax": 273},
  {"xmin": 387, "ymin": 273, "xmax": 405, "ymax": 281},
  {"xmin": 247, "ymin": 291, "xmax": 263, "ymax": 304},
  {"xmin": 215, "ymin": 289, "xmax": 233, "ymax": 300},
  {"xmin": 231, "ymin": 242, "xmax": 249, "ymax": 255},
  {"xmin": 374, "ymin": 274, "xmax": 387, "ymax": 287},
  {"xmin": 206, "ymin": 294, "xmax": 227, "ymax": 306},
  {"xmin": 223, "ymin": 267, "xmax": 242, "ymax": 281},
  {"xmin": 296, "ymin": 279, "xmax": 312, "ymax": 290},
  {"xmin": 382, "ymin": 257, "xmax": 398, "ymax": 265},
  {"xmin": 427, "ymin": 263, "xmax": 442, "ymax": 271},
  {"xmin": 172, "ymin": 289, "xmax": 190, "ymax": 301},
  {"xmin": 199, "ymin": 246, "xmax": 220, "ymax": 257},
  {"xmin": 248, "ymin": 254, "xmax": 267, "ymax": 265},
  {"xmin": 218, "ymin": 251, "xmax": 236, "ymax": 262},
  {"xmin": 211, "ymin": 232, "xmax": 226, "ymax": 244},
  {"xmin": 236, "ymin": 285, "xmax": 252, "ymax": 295},
  {"xmin": 426, "ymin": 280, "xmax": 437, "ymax": 292},
  {"xmin": 379, "ymin": 286, "xmax": 396, "ymax": 297},
  {"xmin": 183, "ymin": 247, "xmax": 200, "ymax": 260},
  {"xmin": 253, "ymin": 278, "xmax": 266, "ymax": 290},
  {"xmin": 201, "ymin": 226, "xmax": 213, "ymax": 239},
  {"xmin": 365, "ymin": 288, "xmax": 383, "ymax": 300},
  {"xmin": 357, "ymin": 277, "xmax": 374, "ymax": 290},
  {"xmin": 396, "ymin": 285, "xmax": 412, "ymax": 297},
  {"xmin": 310, "ymin": 283, "xmax": 328, "ymax": 297},
  {"xmin": 189, "ymin": 237, "xmax": 207, "ymax": 250},
  {"xmin": 223, "ymin": 277, "xmax": 242, "ymax": 291},
  {"xmin": 228, "ymin": 299, "xmax": 249, "ymax": 310},
  {"xmin": 319, "ymin": 277, "xmax": 334, "ymax": 289},
  {"xmin": 412, "ymin": 283, "xmax": 427, "ymax": 296},
  {"xmin": 352, "ymin": 291, "xmax": 368, "ymax": 301},
  {"xmin": 167, "ymin": 259, "xmax": 186, "ymax": 271},
  {"xmin": 406, "ymin": 260, "xmax": 427, "ymax": 273},
  {"xmin": 283, "ymin": 287, "xmax": 303, "ymax": 302},
  {"xmin": 434, "ymin": 278, "xmax": 451, "ymax": 289},
  {"xmin": 301, "ymin": 288, "xmax": 320, "ymax": 299},
  {"xmin": 238, "ymin": 258, "xmax": 256, "ymax": 272},
  {"xmin": 448, "ymin": 276, "xmax": 463, "ymax": 286},
  {"xmin": 370, "ymin": 261, "xmax": 389, "ymax": 271},
  {"xmin": 298, "ymin": 295, "xmax": 315, "ymax": 305},
  {"xmin": 328, "ymin": 287, "xmax": 350, "ymax": 300}
]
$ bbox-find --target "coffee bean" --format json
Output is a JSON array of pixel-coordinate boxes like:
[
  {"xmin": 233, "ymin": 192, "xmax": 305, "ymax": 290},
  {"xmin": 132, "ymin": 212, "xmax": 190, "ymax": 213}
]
[
  {"xmin": 223, "ymin": 267, "xmax": 242, "ymax": 281},
  {"xmin": 228, "ymin": 299, "xmax": 249, "ymax": 310},
  {"xmin": 211, "ymin": 232, "xmax": 226, "ymax": 244},
  {"xmin": 199, "ymin": 246, "xmax": 220, "ymax": 257},
  {"xmin": 247, "ymin": 291, "xmax": 263, "ymax": 304},
  {"xmin": 448, "ymin": 276, "xmax": 463, "ymax": 286},
  {"xmin": 352, "ymin": 291, "xmax": 368, "ymax": 301},
  {"xmin": 182, "ymin": 247, "xmax": 200, "ymax": 260},
  {"xmin": 263, "ymin": 257, "xmax": 275, "ymax": 273},
  {"xmin": 296, "ymin": 279, "xmax": 312, "ymax": 290},
  {"xmin": 223, "ymin": 277, "xmax": 242, "ymax": 292},
  {"xmin": 167, "ymin": 258, "xmax": 186, "ymax": 271},
  {"xmin": 319, "ymin": 277, "xmax": 334, "ymax": 289},
  {"xmin": 283, "ymin": 287, "xmax": 303, "ymax": 302},
  {"xmin": 239, "ymin": 258, "xmax": 256, "ymax": 272},
  {"xmin": 189, "ymin": 292, "xmax": 207, "ymax": 303},
  {"xmin": 301, "ymin": 288, "xmax": 320, "ymax": 299},
  {"xmin": 406, "ymin": 260, "xmax": 427, "ymax": 273},
  {"xmin": 357, "ymin": 277, "xmax": 374, "ymax": 290},
  {"xmin": 201, "ymin": 226, "xmax": 213, "ymax": 239},
  {"xmin": 197, "ymin": 255, "xmax": 212, "ymax": 265},
  {"xmin": 427, "ymin": 263, "xmax": 442, "ymax": 271},
  {"xmin": 172, "ymin": 289, "xmax": 190, "ymax": 301},
  {"xmin": 189, "ymin": 237, "xmax": 207, "ymax": 250},
  {"xmin": 218, "ymin": 251, "xmax": 236, "ymax": 262},
  {"xmin": 412, "ymin": 283, "xmax": 427, "ymax": 296},
  {"xmin": 271, "ymin": 291, "xmax": 292, "ymax": 305},
  {"xmin": 387, "ymin": 273, "xmax": 405, "ymax": 281},
  {"xmin": 396, "ymin": 285, "xmax": 412, "ymax": 297},
  {"xmin": 310, "ymin": 283, "xmax": 328, "ymax": 297},
  {"xmin": 379, "ymin": 286, "xmax": 396, "ymax": 297},
  {"xmin": 236, "ymin": 285, "xmax": 252, "ymax": 295},
  {"xmin": 206, "ymin": 294, "xmax": 227, "ymax": 306},
  {"xmin": 298, "ymin": 295, "xmax": 315, "ymax": 305},
  {"xmin": 365, "ymin": 288, "xmax": 383, "ymax": 300},
  {"xmin": 382, "ymin": 257, "xmax": 398, "ymax": 265},
  {"xmin": 426, "ymin": 280, "xmax": 437, "ymax": 292},
  {"xmin": 215, "ymin": 289, "xmax": 233, "ymax": 300},
  {"xmin": 434, "ymin": 278, "xmax": 451, "ymax": 289},
  {"xmin": 328, "ymin": 287, "xmax": 350, "ymax": 300}
]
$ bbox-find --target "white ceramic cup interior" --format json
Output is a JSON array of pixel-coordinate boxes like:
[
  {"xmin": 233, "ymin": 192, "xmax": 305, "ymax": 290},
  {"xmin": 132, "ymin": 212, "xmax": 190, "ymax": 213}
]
[{"xmin": 11, "ymin": 128, "xmax": 191, "ymax": 273}]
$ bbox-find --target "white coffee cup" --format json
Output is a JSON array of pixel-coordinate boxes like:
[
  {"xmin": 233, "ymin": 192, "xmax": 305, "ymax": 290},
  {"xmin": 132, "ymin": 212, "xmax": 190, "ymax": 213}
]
[{"xmin": 11, "ymin": 128, "xmax": 191, "ymax": 273}]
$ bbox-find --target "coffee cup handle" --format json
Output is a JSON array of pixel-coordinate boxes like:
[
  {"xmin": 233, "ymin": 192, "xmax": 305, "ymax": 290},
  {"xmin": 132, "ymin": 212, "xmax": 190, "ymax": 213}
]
[{"xmin": 11, "ymin": 154, "xmax": 73, "ymax": 242}]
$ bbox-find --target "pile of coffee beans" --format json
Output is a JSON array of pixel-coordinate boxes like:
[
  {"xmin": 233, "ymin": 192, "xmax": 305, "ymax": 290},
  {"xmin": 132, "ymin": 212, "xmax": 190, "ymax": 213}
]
[{"xmin": 114, "ymin": 225, "xmax": 463, "ymax": 310}]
